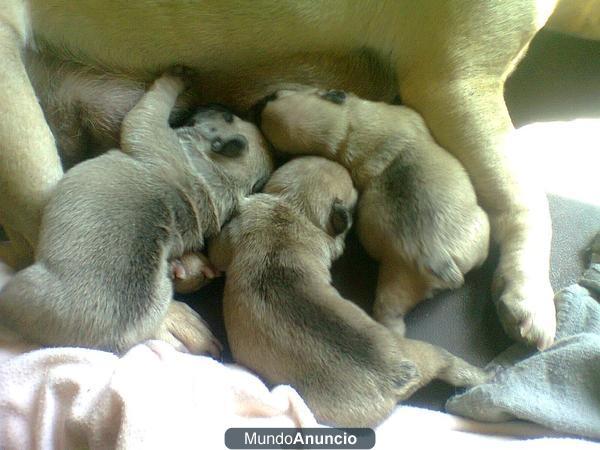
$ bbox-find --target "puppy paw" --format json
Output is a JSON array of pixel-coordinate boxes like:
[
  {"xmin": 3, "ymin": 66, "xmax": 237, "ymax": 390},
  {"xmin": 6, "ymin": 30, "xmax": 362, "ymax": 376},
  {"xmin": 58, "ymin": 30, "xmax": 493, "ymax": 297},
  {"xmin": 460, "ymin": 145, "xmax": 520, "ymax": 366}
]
[
  {"xmin": 152, "ymin": 70, "xmax": 189, "ymax": 96},
  {"xmin": 422, "ymin": 254, "xmax": 464, "ymax": 289},
  {"xmin": 441, "ymin": 357, "xmax": 492, "ymax": 388},
  {"xmin": 165, "ymin": 65, "xmax": 196, "ymax": 90},
  {"xmin": 167, "ymin": 64, "xmax": 195, "ymax": 77},
  {"xmin": 171, "ymin": 252, "xmax": 221, "ymax": 294},
  {"xmin": 461, "ymin": 366, "xmax": 494, "ymax": 387},
  {"xmin": 493, "ymin": 274, "xmax": 556, "ymax": 350},
  {"xmin": 157, "ymin": 301, "xmax": 223, "ymax": 358}
]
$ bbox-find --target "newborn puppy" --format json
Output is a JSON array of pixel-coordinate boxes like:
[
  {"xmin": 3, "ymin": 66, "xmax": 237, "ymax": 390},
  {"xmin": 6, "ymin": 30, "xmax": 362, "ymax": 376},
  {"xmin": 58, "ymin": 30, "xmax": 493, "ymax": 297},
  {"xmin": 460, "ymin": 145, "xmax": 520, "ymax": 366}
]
[
  {"xmin": 209, "ymin": 156, "xmax": 489, "ymax": 426},
  {"xmin": 0, "ymin": 72, "xmax": 273, "ymax": 355},
  {"xmin": 259, "ymin": 89, "xmax": 490, "ymax": 335}
]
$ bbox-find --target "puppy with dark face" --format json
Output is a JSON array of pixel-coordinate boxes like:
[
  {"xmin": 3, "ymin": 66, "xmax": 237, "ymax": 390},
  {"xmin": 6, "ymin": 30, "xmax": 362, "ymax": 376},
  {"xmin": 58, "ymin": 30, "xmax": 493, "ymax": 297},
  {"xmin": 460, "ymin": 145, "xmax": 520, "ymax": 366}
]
[
  {"xmin": 209, "ymin": 156, "xmax": 489, "ymax": 426},
  {"xmin": 259, "ymin": 88, "xmax": 490, "ymax": 336},
  {"xmin": 0, "ymin": 73, "xmax": 273, "ymax": 355}
]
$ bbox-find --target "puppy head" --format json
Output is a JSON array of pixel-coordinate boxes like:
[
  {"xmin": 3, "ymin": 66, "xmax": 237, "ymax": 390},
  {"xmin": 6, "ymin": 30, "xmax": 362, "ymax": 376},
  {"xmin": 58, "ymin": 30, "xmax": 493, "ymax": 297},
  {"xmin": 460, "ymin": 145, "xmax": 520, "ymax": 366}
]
[
  {"xmin": 256, "ymin": 88, "xmax": 352, "ymax": 159},
  {"xmin": 264, "ymin": 156, "xmax": 357, "ymax": 255},
  {"xmin": 178, "ymin": 105, "xmax": 274, "ymax": 194}
]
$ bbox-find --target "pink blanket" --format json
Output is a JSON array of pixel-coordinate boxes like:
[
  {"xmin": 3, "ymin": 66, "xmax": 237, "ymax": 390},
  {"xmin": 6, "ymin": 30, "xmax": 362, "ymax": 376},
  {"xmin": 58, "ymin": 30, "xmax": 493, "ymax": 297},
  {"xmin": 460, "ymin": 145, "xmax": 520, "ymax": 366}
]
[{"xmin": 0, "ymin": 261, "xmax": 596, "ymax": 449}]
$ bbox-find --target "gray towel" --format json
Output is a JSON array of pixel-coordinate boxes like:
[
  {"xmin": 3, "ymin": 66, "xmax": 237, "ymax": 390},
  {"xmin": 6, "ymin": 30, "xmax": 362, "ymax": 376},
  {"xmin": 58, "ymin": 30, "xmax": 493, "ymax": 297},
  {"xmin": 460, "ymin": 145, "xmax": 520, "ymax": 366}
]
[{"xmin": 446, "ymin": 262, "xmax": 600, "ymax": 439}]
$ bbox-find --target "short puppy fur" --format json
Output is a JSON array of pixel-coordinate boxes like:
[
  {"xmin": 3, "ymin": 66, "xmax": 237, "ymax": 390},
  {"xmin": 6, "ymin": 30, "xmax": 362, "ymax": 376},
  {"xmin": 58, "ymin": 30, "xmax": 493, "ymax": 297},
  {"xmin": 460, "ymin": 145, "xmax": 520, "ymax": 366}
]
[
  {"xmin": 259, "ymin": 89, "xmax": 490, "ymax": 335},
  {"xmin": 209, "ymin": 156, "xmax": 489, "ymax": 426},
  {"xmin": 0, "ymin": 72, "xmax": 273, "ymax": 354},
  {"xmin": 0, "ymin": 1, "xmax": 560, "ymax": 350}
]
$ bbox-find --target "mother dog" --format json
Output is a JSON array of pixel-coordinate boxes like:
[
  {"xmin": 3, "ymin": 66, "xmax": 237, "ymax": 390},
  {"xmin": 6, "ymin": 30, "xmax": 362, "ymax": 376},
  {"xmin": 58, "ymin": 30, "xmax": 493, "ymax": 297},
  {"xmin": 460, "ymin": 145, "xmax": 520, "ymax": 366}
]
[{"xmin": 0, "ymin": 0, "xmax": 578, "ymax": 349}]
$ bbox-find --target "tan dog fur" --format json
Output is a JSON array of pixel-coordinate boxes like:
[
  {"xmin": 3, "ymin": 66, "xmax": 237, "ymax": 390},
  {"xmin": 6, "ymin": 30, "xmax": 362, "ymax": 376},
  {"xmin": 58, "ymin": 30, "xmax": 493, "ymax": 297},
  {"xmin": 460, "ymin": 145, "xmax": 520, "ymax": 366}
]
[
  {"xmin": 209, "ymin": 156, "xmax": 489, "ymax": 426},
  {"xmin": 0, "ymin": 72, "xmax": 272, "ymax": 354},
  {"xmin": 0, "ymin": 0, "xmax": 570, "ymax": 348},
  {"xmin": 259, "ymin": 88, "xmax": 490, "ymax": 336}
]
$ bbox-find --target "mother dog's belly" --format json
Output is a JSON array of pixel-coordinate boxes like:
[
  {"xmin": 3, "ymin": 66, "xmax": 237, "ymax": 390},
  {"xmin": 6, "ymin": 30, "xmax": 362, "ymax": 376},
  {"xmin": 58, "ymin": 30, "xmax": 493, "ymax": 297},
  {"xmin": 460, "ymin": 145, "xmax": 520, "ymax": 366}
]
[
  {"xmin": 28, "ymin": 0, "xmax": 557, "ymax": 99},
  {"xmin": 25, "ymin": 1, "xmax": 560, "ymax": 125},
  {"xmin": 29, "ymin": 1, "xmax": 409, "ymax": 107},
  {"xmin": 29, "ymin": 0, "xmax": 393, "ymax": 72}
]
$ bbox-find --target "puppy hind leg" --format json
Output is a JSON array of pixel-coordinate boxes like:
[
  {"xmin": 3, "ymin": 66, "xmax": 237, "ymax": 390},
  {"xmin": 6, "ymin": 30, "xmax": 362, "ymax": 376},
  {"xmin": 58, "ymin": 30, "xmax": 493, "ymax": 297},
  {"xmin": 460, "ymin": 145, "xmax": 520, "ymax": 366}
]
[
  {"xmin": 397, "ymin": 338, "xmax": 490, "ymax": 399},
  {"xmin": 433, "ymin": 349, "xmax": 491, "ymax": 388},
  {"xmin": 373, "ymin": 259, "xmax": 431, "ymax": 336},
  {"xmin": 119, "ymin": 72, "xmax": 187, "ymax": 162},
  {"xmin": 0, "ymin": 263, "xmax": 68, "ymax": 345},
  {"xmin": 402, "ymin": 75, "xmax": 555, "ymax": 350},
  {"xmin": 155, "ymin": 300, "xmax": 222, "ymax": 358},
  {"xmin": 420, "ymin": 250, "xmax": 464, "ymax": 290}
]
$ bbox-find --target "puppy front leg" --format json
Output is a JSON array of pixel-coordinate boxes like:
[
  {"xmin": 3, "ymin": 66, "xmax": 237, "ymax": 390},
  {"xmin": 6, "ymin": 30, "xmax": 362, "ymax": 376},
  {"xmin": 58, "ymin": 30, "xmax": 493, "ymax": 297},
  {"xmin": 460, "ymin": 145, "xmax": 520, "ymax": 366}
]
[
  {"xmin": 0, "ymin": 11, "xmax": 63, "ymax": 264},
  {"xmin": 373, "ymin": 259, "xmax": 431, "ymax": 336},
  {"xmin": 120, "ymin": 72, "xmax": 186, "ymax": 164},
  {"xmin": 402, "ymin": 77, "xmax": 555, "ymax": 350},
  {"xmin": 400, "ymin": 338, "xmax": 491, "ymax": 393}
]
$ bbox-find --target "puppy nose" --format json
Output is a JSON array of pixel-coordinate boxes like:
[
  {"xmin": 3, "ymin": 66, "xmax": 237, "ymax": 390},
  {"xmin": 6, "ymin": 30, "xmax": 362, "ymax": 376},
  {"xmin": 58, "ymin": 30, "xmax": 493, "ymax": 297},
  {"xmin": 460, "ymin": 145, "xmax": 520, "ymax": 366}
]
[{"xmin": 211, "ymin": 134, "xmax": 248, "ymax": 157}]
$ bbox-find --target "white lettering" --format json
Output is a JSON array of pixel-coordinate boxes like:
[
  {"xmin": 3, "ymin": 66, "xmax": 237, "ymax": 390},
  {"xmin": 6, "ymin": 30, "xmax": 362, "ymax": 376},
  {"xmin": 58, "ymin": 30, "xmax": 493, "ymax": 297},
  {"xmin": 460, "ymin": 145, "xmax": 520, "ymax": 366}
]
[{"xmin": 244, "ymin": 432, "xmax": 257, "ymax": 445}]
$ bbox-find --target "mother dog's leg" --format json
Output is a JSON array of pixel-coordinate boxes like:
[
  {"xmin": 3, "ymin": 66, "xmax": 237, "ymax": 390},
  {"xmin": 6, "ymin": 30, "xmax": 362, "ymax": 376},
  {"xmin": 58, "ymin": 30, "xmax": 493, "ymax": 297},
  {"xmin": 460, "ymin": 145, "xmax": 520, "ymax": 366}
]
[
  {"xmin": 400, "ymin": 1, "xmax": 558, "ymax": 349},
  {"xmin": 0, "ymin": 3, "xmax": 63, "ymax": 268}
]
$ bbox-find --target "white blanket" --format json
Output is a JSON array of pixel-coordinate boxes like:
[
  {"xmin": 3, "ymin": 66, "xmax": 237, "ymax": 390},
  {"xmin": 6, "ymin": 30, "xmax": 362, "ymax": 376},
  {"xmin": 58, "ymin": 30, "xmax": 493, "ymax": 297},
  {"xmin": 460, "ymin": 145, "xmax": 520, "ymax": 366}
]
[{"xmin": 0, "ymin": 261, "xmax": 597, "ymax": 450}]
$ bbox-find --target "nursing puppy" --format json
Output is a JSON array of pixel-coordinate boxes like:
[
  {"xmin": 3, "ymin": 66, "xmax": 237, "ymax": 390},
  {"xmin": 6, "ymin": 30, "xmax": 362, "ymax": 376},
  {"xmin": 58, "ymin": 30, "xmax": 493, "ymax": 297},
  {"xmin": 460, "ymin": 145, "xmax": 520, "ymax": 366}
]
[
  {"xmin": 259, "ymin": 88, "xmax": 490, "ymax": 335},
  {"xmin": 0, "ymin": 1, "xmax": 562, "ymax": 350},
  {"xmin": 0, "ymin": 72, "xmax": 273, "ymax": 354},
  {"xmin": 209, "ymin": 157, "xmax": 489, "ymax": 426}
]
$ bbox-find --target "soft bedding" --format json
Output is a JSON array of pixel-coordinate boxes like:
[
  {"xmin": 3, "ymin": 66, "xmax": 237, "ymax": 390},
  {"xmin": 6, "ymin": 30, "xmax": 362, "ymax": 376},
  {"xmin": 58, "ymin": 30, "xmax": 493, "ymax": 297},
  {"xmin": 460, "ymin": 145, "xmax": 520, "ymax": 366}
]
[{"xmin": 0, "ymin": 261, "xmax": 597, "ymax": 449}]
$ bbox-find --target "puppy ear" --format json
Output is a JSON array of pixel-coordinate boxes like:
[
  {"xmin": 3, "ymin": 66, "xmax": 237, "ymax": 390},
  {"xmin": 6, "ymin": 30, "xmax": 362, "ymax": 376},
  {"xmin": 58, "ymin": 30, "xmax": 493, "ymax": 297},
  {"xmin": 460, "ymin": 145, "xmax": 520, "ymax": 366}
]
[
  {"xmin": 211, "ymin": 134, "xmax": 248, "ymax": 157},
  {"xmin": 251, "ymin": 92, "xmax": 278, "ymax": 126},
  {"xmin": 251, "ymin": 174, "xmax": 270, "ymax": 193},
  {"xmin": 329, "ymin": 199, "xmax": 352, "ymax": 235},
  {"xmin": 321, "ymin": 90, "xmax": 346, "ymax": 104}
]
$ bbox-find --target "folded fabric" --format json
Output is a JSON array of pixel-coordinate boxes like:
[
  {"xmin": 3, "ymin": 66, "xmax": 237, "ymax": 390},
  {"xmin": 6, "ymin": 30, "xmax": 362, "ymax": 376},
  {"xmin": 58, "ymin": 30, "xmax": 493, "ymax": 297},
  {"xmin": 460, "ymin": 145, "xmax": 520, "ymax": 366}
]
[
  {"xmin": 0, "ymin": 339, "xmax": 321, "ymax": 450},
  {"xmin": 447, "ymin": 257, "xmax": 600, "ymax": 439},
  {"xmin": 1, "ymin": 339, "xmax": 596, "ymax": 450},
  {"xmin": 0, "ymin": 262, "xmax": 597, "ymax": 449}
]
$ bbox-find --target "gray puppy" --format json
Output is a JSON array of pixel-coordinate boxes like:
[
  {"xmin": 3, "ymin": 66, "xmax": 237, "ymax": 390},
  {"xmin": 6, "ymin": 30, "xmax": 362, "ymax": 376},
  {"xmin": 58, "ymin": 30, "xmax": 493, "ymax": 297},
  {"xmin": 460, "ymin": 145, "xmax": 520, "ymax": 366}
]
[
  {"xmin": 0, "ymin": 73, "xmax": 273, "ymax": 355},
  {"xmin": 259, "ymin": 88, "xmax": 490, "ymax": 336},
  {"xmin": 209, "ymin": 156, "xmax": 489, "ymax": 426}
]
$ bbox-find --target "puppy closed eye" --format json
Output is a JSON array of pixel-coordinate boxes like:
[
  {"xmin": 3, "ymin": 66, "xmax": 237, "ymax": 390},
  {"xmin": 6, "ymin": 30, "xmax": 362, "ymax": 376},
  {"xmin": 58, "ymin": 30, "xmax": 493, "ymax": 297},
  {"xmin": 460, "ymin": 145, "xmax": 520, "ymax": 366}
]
[
  {"xmin": 211, "ymin": 134, "xmax": 248, "ymax": 157},
  {"xmin": 321, "ymin": 90, "xmax": 346, "ymax": 105},
  {"xmin": 329, "ymin": 199, "xmax": 352, "ymax": 235}
]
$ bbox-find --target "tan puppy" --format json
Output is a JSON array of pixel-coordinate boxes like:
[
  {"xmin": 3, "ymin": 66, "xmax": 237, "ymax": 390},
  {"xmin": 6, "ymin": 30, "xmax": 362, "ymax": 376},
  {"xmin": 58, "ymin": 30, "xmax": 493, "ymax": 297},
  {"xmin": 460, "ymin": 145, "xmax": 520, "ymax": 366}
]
[
  {"xmin": 259, "ymin": 88, "xmax": 490, "ymax": 336},
  {"xmin": 209, "ymin": 156, "xmax": 489, "ymax": 426},
  {"xmin": 0, "ymin": 72, "xmax": 273, "ymax": 354},
  {"xmin": 0, "ymin": 0, "xmax": 565, "ymax": 349}
]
